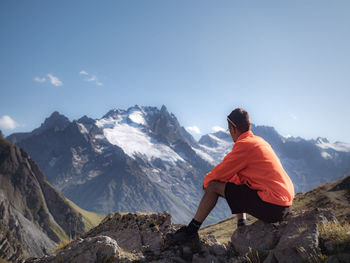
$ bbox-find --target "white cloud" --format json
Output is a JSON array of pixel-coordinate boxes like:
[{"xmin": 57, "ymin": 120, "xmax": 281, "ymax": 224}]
[
  {"xmin": 34, "ymin": 77, "xmax": 46, "ymax": 83},
  {"xmin": 86, "ymin": 75, "xmax": 97, "ymax": 82},
  {"xmin": 47, "ymin": 74, "xmax": 63, "ymax": 86},
  {"xmin": 79, "ymin": 70, "xmax": 103, "ymax": 87},
  {"xmin": 212, "ymin": 126, "xmax": 226, "ymax": 132},
  {"xmin": 0, "ymin": 115, "xmax": 19, "ymax": 130},
  {"xmin": 186, "ymin": 126, "xmax": 201, "ymax": 134},
  {"xmin": 79, "ymin": 70, "xmax": 89, "ymax": 75}
]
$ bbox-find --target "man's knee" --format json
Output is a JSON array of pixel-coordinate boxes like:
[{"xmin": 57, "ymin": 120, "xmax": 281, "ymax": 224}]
[{"xmin": 205, "ymin": 181, "xmax": 226, "ymax": 197}]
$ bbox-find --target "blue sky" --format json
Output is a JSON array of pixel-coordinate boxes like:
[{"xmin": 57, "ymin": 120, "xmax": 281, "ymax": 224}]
[{"xmin": 1, "ymin": 0, "xmax": 349, "ymax": 142}]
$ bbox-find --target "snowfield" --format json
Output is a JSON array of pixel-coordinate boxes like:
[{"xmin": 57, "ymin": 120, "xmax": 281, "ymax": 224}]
[{"xmin": 96, "ymin": 110, "xmax": 185, "ymax": 164}]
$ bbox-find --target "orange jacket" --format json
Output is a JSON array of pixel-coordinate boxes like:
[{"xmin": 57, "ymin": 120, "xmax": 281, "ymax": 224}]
[{"xmin": 203, "ymin": 130, "xmax": 294, "ymax": 206}]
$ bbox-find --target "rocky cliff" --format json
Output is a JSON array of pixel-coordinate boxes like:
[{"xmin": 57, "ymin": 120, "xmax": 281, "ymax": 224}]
[{"xmin": 0, "ymin": 138, "xmax": 99, "ymax": 262}]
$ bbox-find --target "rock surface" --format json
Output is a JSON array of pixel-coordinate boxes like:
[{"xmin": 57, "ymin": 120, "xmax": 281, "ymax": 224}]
[
  {"xmin": 83, "ymin": 212, "xmax": 174, "ymax": 253},
  {"xmin": 232, "ymin": 209, "xmax": 338, "ymax": 262},
  {"xmin": 0, "ymin": 138, "xmax": 88, "ymax": 262},
  {"xmin": 26, "ymin": 208, "xmax": 350, "ymax": 263}
]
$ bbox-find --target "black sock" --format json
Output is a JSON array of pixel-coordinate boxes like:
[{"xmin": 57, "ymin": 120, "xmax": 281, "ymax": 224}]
[
  {"xmin": 187, "ymin": 219, "xmax": 202, "ymax": 233},
  {"xmin": 237, "ymin": 218, "xmax": 247, "ymax": 227}
]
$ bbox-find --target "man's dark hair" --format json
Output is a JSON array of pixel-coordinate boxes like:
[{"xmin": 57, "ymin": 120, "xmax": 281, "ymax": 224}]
[{"xmin": 228, "ymin": 108, "xmax": 251, "ymax": 132}]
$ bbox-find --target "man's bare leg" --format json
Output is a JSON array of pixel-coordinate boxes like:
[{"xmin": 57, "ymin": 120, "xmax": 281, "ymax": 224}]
[
  {"xmin": 168, "ymin": 181, "xmax": 240, "ymax": 243},
  {"xmin": 193, "ymin": 181, "xmax": 227, "ymax": 223},
  {"xmin": 194, "ymin": 182, "xmax": 247, "ymax": 228}
]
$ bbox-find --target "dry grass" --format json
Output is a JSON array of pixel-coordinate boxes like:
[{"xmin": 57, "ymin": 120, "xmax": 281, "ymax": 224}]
[
  {"xmin": 292, "ymin": 177, "xmax": 350, "ymax": 223},
  {"xmin": 54, "ymin": 236, "xmax": 78, "ymax": 252},
  {"xmin": 318, "ymin": 221, "xmax": 350, "ymax": 255},
  {"xmin": 65, "ymin": 199, "xmax": 105, "ymax": 232},
  {"xmin": 0, "ymin": 258, "xmax": 10, "ymax": 263},
  {"xmin": 296, "ymin": 247, "xmax": 327, "ymax": 263},
  {"xmin": 242, "ymin": 247, "xmax": 267, "ymax": 263},
  {"xmin": 199, "ymin": 215, "xmax": 257, "ymax": 243},
  {"xmin": 49, "ymin": 220, "xmax": 68, "ymax": 242}
]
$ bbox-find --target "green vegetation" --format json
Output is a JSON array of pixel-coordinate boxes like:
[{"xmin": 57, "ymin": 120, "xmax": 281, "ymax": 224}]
[{"xmin": 65, "ymin": 199, "xmax": 105, "ymax": 232}]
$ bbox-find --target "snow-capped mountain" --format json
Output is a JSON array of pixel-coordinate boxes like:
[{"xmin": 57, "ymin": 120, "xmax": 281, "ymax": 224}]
[
  {"xmin": 7, "ymin": 105, "xmax": 350, "ymax": 224},
  {"xmin": 7, "ymin": 106, "xmax": 226, "ymax": 224}
]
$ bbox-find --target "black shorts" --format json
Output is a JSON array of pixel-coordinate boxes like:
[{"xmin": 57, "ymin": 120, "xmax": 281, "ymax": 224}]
[{"xmin": 224, "ymin": 182, "xmax": 290, "ymax": 223}]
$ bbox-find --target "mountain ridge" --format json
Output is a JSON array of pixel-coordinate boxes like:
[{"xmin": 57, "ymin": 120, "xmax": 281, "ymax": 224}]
[
  {"xmin": 0, "ymin": 138, "xmax": 104, "ymax": 262},
  {"xmin": 6, "ymin": 105, "xmax": 350, "ymax": 224}
]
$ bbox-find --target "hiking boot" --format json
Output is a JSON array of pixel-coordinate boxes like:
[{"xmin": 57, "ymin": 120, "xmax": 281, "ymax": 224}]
[{"xmin": 165, "ymin": 226, "xmax": 200, "ymax": 246}]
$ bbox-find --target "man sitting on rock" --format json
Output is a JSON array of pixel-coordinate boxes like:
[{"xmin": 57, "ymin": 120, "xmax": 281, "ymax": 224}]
[{"xmin": 167, "ymin": 108, "xmax": 295, "ymax": 244}]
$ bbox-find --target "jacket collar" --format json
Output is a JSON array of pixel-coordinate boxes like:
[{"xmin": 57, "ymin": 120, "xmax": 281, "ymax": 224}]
[{"xmin": 236, "ymin": 130, "xmax": 254, "ymax": 142}]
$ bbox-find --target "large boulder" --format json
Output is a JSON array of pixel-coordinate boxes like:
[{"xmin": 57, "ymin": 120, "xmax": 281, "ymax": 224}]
[
  {"xmin": 231, "ymin": 209, "xmax": 339, "ymax": 262},
  {"xmin": 84, "ymin": 211, "xmax": 175, "ymax": 254},
  {"xmin": 26, "ymin": 236, "xmax": 134, "ymax": 263},
  {"xmin": 26, "ymin": 212, "xmax": 229, "ymax": 263}
]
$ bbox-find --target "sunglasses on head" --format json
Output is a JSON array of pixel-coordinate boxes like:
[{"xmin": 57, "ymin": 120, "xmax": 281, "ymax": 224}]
[{"xmin": 227, "ymin": 116, "xmax": 237, "ymax": 128}]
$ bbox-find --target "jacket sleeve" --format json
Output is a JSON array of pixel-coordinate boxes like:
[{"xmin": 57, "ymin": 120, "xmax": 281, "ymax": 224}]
[{"xmin": 203, "ymin": 142, "xmax": 248, "ymax": 188}]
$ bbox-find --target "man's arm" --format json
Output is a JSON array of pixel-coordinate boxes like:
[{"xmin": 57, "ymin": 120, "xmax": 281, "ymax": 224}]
[{"xmin": 203, "ymin": 142, "xmax": 247, "ymax": 188}]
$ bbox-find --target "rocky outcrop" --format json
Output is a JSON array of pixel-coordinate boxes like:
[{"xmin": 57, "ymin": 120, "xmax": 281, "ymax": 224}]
[
  {"xmin": 83, "ymin": 212, "xmax": 174, "ymax": 253},
  {"xmin": 26, "ymin": 208, "xmax": 350, "ymax": 263},
  {"xmin": 231, "ymin": 209, "xmax": 341, "ymax": 262},
  {"xmin": 26, "ymin": 212, "xmax": 228, "ymax": 263},
  {"xmin": 0, "ymin": 138, "xmax": 87, "ymax": 262}
]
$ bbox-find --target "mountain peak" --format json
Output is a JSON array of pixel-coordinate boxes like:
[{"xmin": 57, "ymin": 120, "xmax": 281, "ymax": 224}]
[
  {"xmin": 77, "ymin": 115, "xmax": 95, "ymax": 124},
  {"xmin": 160, "ymin": 104, "xmax": 168, "ymax": 113},
  {"xmin": 128, "ymin": 104, "xmax": 143, "ymax": 111},
  {"xmin": 38, "ymin": 111, "xmax": 70, "ymax": 132},
  {"xmin": 315, "ymin": 137, "xmax": 330, "ymax": 144}
]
